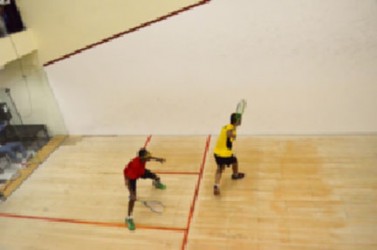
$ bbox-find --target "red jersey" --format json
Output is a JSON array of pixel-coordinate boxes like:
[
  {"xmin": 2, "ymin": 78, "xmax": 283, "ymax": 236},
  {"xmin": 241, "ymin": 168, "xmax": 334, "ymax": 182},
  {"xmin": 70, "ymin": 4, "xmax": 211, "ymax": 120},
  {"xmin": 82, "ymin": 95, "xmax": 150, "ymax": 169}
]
[{"xmin": 123, "ymin": 157, "xmax": 146, "ymax": 180}]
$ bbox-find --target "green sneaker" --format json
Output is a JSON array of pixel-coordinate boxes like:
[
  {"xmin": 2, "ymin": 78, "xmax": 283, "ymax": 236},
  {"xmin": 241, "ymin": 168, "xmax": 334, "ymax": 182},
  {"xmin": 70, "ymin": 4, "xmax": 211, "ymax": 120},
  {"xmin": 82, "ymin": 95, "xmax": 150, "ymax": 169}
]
[
  {"xmin": 153, "ymin": 180, "xmax": 166, "ymax": 190},
  {"xmin": 125, "ymin": 218, "xmax": 135, "ymax": 231}
]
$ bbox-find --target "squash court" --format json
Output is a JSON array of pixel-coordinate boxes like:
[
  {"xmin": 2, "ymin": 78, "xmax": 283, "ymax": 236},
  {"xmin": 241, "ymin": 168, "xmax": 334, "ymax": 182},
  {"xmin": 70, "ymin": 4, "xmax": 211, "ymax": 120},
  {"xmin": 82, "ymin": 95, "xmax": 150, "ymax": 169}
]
[
  {"xmin": 0, "ymin": 134, "xmax": 376, "ymax": 250},
  {"xmin": 1, "ymin": 0, "xmax": 377, "ymax": 249}
]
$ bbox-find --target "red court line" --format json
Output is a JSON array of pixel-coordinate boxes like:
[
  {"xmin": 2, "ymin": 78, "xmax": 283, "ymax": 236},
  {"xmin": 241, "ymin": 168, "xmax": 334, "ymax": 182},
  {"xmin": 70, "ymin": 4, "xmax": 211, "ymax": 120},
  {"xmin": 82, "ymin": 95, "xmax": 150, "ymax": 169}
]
[
  {"xmin": 181, "ymin": 135, "xmax": 211, "ymax": 250},
  {"xmin": 138, "ymin": 224, "xmax": 185, "ymax": 232},
  {"xmin": 154, "ymin": 171, "xmax": 199, "ymax": 175},
  {"xmin": 0, "ymin": 212, "xmax": 123, "ymax": 228},
  {"xmin": 0, "ymin": 135, "xmax": 209, "ymax": 239},
  {"xmin": 144, "ymin": 135, "xmax": 152, "ymax": 148},
  {"xmin": 44, "ymin": 0, "xmax": 211, "ymax": 66},
  {"xmin": 0, "ymin": 212, "xmax": 185, "ymax": 232}
]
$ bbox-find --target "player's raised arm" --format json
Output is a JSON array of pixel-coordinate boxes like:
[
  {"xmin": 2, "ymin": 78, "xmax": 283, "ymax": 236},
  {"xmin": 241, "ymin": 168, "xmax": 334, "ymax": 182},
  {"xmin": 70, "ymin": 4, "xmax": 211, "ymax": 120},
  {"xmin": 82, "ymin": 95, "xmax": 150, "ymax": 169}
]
[{"xmin": 151, "ymin": 156, "xmax": 166, "ymax": 163}]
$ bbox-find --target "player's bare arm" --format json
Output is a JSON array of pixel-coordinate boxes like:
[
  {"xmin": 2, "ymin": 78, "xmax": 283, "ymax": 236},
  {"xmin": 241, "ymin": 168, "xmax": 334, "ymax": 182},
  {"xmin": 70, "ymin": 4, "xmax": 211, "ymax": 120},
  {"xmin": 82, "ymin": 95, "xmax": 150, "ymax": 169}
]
[{"xmin": 227, "ymin": 128, "xmax": 236, "ymax": 140}]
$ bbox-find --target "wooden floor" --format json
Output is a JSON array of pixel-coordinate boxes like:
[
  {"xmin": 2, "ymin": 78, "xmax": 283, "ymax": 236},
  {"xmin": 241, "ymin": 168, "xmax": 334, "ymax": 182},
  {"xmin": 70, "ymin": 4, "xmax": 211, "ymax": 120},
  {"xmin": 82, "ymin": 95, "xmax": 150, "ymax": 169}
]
[{"xmin": 0, "ymin": 135, "xmax": 376, "ymax": 249}]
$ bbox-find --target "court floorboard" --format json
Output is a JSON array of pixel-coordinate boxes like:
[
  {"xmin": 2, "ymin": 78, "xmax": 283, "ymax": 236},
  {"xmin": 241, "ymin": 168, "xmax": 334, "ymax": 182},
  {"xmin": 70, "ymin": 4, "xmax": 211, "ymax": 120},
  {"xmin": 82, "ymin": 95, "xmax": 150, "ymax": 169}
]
[{"xmin": 0, "ymin": 135, "xmax": 376, "ymax": 249}]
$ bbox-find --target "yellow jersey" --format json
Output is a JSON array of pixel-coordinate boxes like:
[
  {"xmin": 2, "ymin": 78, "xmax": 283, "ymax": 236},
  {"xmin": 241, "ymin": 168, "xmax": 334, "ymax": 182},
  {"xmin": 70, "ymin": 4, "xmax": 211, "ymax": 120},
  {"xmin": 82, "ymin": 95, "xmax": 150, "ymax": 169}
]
[{"xmin": 214, "ymin": 124, "xmax": 236, "ymax": 157}]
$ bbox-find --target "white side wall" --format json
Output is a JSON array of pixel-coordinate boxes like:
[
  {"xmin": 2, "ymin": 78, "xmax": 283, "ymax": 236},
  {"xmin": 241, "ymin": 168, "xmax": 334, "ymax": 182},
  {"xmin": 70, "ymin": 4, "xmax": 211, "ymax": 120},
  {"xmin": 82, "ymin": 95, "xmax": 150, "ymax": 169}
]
[
  {"xmin": 45, "ymin": 0, "xmax": 377, "ymax": 135},
  {"xmin": 16, "ymin": 0, "xmax": 202, "ymax": 64},
  {"xmin": 1, "ymin": 0, "xmax": 202, "ymax": 136}
]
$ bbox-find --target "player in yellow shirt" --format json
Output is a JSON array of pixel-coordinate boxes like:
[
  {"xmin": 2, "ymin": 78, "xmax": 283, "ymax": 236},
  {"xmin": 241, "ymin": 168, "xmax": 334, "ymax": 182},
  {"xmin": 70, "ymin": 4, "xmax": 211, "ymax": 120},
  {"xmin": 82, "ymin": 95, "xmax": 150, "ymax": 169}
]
[{"xmin": 213, "ymin": 113, "xmax": 245, "ymax": 195}]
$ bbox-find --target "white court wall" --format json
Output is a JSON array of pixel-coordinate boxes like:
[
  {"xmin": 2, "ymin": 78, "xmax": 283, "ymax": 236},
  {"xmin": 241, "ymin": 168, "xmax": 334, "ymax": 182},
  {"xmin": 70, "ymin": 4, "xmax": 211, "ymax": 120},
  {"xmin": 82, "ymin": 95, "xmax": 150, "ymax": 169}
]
[
  {"xmin": 45, "ymin": 0, "xmax": 377, "ymax": 135},
  {"xmin": 16, "ymin": 0, "xmax": 202, "ymax": 65},
  {"xmin": 1, "ymin": 0, "xmax": 201, "ymax": 136}
]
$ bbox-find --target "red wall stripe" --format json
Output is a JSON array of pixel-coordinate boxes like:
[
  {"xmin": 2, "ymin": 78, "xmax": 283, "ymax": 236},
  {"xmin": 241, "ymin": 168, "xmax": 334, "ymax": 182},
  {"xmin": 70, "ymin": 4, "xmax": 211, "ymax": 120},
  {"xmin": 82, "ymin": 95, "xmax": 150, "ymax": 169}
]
[{"xmin": 44, "ymin": 0, "xmax": 211, "ymax": 67}]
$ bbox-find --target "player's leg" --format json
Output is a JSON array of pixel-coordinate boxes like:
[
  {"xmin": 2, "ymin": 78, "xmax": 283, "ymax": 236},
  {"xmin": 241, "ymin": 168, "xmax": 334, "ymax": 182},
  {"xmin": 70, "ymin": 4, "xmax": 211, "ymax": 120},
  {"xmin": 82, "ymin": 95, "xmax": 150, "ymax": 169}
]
[
  {"xmin": 143, "ymin": 169, "xmax": 166, "ymax": 190},
  {"xmin": 230, "ymin": 156, "xmax": 245, "ymax": 179},
  {"xmin": 214, "ymin": 164, "xmax": 225, "ymax": 195},
  {"xmin": 214, "ymin": 154, "xmax": 226, "ymax": 195},
  {"xmin": 125, "ymin": 179, "xmax": 137, "ymax": 230}
]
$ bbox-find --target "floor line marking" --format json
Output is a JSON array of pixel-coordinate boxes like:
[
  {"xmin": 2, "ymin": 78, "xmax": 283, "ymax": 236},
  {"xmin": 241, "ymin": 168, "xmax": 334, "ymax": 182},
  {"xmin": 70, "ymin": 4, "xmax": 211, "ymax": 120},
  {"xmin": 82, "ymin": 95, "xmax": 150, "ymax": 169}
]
[
  {"xmin": 181, "ymin": 135, "xmax": 211, "ymax": 250},
  {"xmin": 0, "ymin": 212, "xmax": 185, "ymax": 232},
  {"xmin": 154, "ymin": 171, "xmax": 200, "ymax": 175},
  {"xmin": 144, "ymin": 135, "xmax": 152, "ymax": 148}
]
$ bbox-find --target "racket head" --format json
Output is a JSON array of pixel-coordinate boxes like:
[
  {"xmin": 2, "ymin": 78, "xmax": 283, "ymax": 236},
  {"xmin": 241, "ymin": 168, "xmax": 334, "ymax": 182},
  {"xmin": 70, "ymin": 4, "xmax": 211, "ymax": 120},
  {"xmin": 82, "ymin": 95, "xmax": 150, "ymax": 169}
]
[
  {"xmin": 235, "ymin": 99, "xmax": 247, "ymax": 115},
  {"xmin": 142, "ymin": 200, "xmax": 164, "ymax": 214}
]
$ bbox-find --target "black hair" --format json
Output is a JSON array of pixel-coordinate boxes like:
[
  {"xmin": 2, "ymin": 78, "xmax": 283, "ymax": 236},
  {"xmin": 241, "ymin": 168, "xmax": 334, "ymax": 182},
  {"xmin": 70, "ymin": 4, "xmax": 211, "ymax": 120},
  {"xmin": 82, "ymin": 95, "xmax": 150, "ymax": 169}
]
[
  {"xmin": 230, "ymin": 113, "xmax": 241, "ymax": 124},
  {"xmin": 138, "ymin": 148, "xmax": 149, "ymax": 158}
]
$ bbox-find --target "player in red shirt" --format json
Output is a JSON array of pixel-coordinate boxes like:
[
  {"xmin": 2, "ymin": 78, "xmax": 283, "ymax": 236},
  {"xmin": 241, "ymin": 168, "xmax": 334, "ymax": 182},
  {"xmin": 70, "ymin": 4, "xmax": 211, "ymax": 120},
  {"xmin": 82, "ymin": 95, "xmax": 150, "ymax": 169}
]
[{"xmin": 123, "ymin": 148, "xmax": 166, "ymax": 230}]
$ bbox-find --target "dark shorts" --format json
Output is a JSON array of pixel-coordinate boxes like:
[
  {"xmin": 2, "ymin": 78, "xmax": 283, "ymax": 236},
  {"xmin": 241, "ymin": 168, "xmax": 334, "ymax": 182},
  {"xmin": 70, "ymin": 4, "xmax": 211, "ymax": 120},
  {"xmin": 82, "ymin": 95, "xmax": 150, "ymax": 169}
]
[
  {"xmin": 128, "ymin": 169, "xmax": 157, "ymax": 193},
  {"xmin": 214, "ymin": 154, "xmax": 237, "ymax": 167}
]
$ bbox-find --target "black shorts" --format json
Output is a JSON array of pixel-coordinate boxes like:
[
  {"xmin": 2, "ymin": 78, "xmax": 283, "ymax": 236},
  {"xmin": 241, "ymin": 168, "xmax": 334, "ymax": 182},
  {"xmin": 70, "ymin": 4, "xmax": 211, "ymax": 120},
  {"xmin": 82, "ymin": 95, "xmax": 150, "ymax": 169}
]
[
  {"xmin": 128, "ymin": 169, "xmax": 157, "ymax": 193},
  {"xmin": 214, "ymin": 154, "xmax": 237, "ymax": 167}
]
